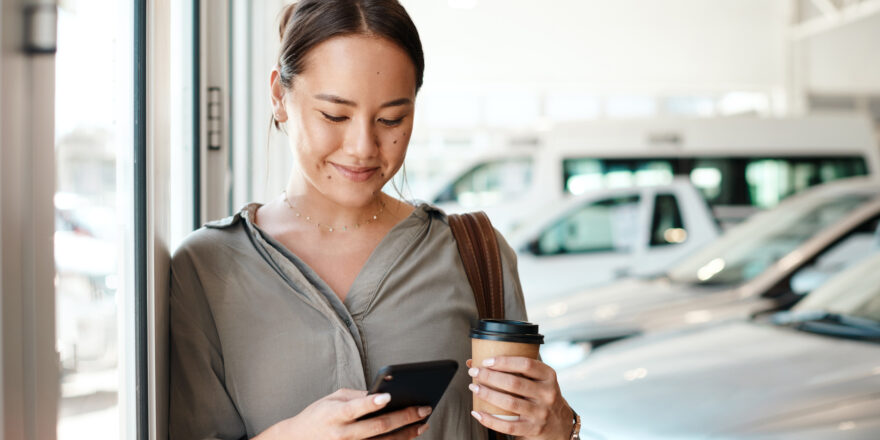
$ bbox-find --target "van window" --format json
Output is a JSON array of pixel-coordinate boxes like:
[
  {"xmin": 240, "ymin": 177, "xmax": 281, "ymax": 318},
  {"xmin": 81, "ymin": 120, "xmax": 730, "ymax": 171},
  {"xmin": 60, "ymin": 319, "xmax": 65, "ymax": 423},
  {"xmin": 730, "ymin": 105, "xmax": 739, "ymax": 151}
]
[
  {"xmin": 650, "ymin": 194, "xmax": 687, "ymax": 246},
  {"xmin": 691, "ymin": 157, "xmax": 868, "ymax": 208},
  {"xmin": 537, "ymin": 195, "xmax": 641, "ymax": 255},
  {"xmin": 563, "ymin": 158, "xmax": 675, "ymax": 195},
  {"xmin": 435, "ymin": 158, "xmax": 532, "ymax": 207},
  {"xmin": 563, "ymin": 156, "xmax": 868, "ymax": 208}
]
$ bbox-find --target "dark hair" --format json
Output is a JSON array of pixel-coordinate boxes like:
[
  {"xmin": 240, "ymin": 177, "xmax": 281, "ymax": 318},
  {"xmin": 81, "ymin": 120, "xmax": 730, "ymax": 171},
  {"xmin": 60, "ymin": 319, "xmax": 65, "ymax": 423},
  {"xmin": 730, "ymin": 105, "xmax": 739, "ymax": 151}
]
[{"xmin": 273, "ymin": 0, "xmax": 424, "ymax": 130}]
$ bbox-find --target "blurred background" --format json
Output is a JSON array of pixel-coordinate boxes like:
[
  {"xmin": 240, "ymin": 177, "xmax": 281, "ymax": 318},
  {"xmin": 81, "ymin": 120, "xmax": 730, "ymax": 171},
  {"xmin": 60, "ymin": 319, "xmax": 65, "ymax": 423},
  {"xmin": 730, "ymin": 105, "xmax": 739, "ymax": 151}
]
[{"xmin": 36, "ymin": 0, "xmax": 880, "ymax": 438}]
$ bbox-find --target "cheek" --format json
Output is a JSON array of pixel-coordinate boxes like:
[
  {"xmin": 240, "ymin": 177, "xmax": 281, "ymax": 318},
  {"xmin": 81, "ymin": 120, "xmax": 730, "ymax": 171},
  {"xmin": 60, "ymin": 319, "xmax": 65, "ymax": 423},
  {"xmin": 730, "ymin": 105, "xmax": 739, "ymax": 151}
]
[{"xmin": 298, "ymin": 117, "xmax": 343, "ymax": 159}]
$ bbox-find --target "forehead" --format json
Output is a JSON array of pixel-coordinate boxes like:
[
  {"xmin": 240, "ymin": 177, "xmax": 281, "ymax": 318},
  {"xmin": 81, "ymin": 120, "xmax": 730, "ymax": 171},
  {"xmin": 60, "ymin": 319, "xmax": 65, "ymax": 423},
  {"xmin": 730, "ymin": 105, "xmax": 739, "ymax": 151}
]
[{"xmin": 296, "ymin": 34, "xmax": 417, "ymax": 101}]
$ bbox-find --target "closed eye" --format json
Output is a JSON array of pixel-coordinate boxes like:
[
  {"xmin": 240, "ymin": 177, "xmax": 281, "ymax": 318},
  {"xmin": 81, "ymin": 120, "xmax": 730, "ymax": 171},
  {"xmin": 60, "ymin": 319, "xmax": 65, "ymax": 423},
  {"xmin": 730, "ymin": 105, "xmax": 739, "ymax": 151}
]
[
  {"xmin": 379, "ymin": 116, "xmax": 406, "ymax": 127},
  {"xmin": 320, "ymin": 111, "xmax": 348, "ymax": 123}
]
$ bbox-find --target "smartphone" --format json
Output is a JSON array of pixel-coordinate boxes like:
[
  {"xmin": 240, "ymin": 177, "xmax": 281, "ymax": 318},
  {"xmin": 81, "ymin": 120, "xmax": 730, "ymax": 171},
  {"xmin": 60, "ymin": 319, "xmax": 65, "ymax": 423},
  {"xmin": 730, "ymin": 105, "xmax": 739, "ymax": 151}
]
[{"xmin": 356, "ymin": 359, "xmax": 459, "ymax": 423}]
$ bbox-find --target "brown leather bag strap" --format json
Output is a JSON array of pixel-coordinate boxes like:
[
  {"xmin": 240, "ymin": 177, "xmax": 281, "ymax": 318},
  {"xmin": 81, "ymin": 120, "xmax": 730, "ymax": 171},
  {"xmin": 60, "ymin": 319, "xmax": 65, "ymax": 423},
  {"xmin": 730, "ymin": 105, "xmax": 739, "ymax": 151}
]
[
  {"xmin": 448, "ymin": 212, "xmax": 505, "ymax": 320},
  {"xmin": 449, "ymin": 212, "xmax": 511, "ymax": 440}
]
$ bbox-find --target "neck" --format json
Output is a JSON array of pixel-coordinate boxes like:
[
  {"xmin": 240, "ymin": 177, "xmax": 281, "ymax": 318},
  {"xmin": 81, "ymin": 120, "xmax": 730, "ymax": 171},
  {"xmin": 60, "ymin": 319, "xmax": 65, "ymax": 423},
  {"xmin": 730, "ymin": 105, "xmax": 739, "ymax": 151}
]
[{"xmin": 283, "ymin": 175, "xmax": 386, "ymax": 231}]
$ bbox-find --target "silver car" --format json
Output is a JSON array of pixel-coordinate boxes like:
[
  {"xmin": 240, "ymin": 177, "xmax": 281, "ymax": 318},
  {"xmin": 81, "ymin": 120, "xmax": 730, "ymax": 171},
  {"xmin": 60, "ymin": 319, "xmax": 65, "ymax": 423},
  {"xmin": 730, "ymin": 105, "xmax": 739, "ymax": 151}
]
[
  {"xmin": 557, "ymin": 252, "xmax": 880, "ymax": 440},
  {"xmin": 530, "ymin": 177, "xmax": 880, "ymax": 348}
]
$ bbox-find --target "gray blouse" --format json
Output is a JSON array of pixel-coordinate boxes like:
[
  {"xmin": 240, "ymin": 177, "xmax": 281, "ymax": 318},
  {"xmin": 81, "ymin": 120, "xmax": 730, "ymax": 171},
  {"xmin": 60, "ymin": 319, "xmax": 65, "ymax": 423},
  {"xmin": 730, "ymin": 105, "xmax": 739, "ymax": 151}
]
[{"xmin": 168, "ymin": 202, "xmax": 528, "ymax": 439}]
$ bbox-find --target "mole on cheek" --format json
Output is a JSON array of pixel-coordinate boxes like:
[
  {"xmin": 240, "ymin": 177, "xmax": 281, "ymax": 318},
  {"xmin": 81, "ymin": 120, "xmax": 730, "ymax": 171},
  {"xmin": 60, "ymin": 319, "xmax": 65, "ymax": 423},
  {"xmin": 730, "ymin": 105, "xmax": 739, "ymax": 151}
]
[
  {"xmin": 393, "ymin": 140, "xmax": 397, "ymax": 144},
  {"xmin": 327, "ymin": 175, "xmax": 332, "ymax": 180}
]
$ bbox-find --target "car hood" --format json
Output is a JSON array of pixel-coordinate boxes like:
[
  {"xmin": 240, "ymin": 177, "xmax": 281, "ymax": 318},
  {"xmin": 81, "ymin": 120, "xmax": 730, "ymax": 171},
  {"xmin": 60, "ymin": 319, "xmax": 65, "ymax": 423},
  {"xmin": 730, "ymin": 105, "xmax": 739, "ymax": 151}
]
[
  {"xmin": 528, "ymin": 277, "xmax": 768, "ymax": 342},
  {"xmin": 558, "ymin": 321, "xmax": 880, "ymax": 439}
]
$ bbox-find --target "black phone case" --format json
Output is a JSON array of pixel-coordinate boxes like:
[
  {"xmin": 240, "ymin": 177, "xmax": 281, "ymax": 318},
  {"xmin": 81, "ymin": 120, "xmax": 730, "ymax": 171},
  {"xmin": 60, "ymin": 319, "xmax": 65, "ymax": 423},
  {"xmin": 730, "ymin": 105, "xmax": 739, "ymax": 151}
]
[{"xmin": 357, "ymin": 359, "xmax": 459, "ymax": 422}]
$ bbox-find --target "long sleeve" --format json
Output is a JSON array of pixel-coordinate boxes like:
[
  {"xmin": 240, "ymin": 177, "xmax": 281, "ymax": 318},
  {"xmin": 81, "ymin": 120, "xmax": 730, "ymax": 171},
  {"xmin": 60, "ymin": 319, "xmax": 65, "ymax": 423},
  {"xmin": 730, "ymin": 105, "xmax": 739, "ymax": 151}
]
[{"xmin": 169, "ymin": 244, "xmax": 247, "ymax": 440}]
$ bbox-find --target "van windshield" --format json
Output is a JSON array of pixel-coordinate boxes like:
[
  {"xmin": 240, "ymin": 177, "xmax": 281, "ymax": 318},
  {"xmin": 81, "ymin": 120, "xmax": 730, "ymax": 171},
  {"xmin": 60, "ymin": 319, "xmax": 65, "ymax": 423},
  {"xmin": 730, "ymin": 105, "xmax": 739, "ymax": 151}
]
[{"xmin": 666, "ymin": 193, "xmax": 871, "ymax": 285}]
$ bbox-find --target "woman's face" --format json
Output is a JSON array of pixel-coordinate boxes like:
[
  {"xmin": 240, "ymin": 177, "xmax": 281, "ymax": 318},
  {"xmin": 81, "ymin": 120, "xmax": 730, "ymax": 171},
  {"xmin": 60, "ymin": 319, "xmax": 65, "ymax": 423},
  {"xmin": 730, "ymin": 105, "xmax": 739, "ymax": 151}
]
[{"xmin": 271, "ymin": 34, "xmax": 417, "ymax": 208}]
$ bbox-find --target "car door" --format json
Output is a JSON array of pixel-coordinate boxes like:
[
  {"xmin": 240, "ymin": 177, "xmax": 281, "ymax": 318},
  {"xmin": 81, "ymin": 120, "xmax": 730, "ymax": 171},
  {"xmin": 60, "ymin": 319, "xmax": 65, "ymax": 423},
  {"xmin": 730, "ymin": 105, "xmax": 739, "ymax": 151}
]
[{"xmin": 517, "ymin": 191, "xmax": 650, "ymax": 302}]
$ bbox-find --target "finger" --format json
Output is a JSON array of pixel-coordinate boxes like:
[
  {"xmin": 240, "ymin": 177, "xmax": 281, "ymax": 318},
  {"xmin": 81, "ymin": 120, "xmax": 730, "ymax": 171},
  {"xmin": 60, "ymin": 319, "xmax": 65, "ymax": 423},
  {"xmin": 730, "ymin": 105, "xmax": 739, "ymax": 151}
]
[
  {"xmin": 470, "ymin": 410, "xmax": 531, "ymax": 437},
  {"xmin": 331, "ymin": 388, "xmax": 369, "ymax": 401},
  {"xmin": 468, "ymin": 366, "xmax": 542, "ymax": 401},
  {"xmin": 348, "ymin": 406, "xmax": 432, "ymax": 438},
  {"xmin": 468, "ymin": 382, "xmax": 538, "ymax": 418},
  {"xmin": 479, "ymin": 356, "xmax": 555, "ymax": 382},
  {"xmin": 338, "ymin": 392, "xmax": 392, "ymax": 421},
  {"xmin": 369, "ymin": 422, "xmax": 428, "ymax": 439}
]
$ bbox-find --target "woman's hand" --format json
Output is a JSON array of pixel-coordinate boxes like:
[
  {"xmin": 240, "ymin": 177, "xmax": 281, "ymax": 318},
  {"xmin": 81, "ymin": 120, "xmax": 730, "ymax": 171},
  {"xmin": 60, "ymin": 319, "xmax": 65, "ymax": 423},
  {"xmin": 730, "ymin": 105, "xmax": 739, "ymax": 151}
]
[
  {"xmin": 467, "ymin": 357, "xmax": 574, "ymax": 440},
  {"xmin": 254, "ymin": 388, "xmax": 431, "ymax": 440}
]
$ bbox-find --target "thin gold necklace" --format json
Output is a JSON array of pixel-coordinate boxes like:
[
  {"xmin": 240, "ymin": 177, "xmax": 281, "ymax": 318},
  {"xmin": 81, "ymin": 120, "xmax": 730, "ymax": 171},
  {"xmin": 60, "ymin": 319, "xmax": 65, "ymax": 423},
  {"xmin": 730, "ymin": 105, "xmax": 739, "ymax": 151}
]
[{"xmin": 281, "ymin": 190, "xmax": 385, "ymax": 232}]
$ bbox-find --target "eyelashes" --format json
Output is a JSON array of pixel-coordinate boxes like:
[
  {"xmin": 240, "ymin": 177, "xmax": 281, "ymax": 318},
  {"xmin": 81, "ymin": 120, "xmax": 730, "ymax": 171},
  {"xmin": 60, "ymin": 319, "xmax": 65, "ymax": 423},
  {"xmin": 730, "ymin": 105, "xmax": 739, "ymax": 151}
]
[
  {"xmin": 320, "ymin": 111, "xmax": 348, "ymax": 123},
  {"xmin": 378, "ymin": 117, "xmax": 405, "ymax": 127},
  {"xmin": 319, "ymin": 111, "xmax": 406, "ymax": 127}
]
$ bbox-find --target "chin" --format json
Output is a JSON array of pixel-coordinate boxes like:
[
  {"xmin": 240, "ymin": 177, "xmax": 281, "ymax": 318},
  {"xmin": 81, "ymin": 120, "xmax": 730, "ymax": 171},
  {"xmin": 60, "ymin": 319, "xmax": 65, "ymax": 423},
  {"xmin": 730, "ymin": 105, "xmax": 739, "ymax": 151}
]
[{"xmin": 326, "ymin": 185, "xmax": 385, "ymax": 208}]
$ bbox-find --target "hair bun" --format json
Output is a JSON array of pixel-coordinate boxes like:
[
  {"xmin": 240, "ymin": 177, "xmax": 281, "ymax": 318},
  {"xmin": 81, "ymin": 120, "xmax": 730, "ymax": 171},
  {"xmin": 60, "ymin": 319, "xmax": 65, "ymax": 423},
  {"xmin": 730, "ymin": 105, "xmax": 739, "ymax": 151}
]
[{"xmin": 278, "ymin": 2, "xmax": 298, "ymax": 42}]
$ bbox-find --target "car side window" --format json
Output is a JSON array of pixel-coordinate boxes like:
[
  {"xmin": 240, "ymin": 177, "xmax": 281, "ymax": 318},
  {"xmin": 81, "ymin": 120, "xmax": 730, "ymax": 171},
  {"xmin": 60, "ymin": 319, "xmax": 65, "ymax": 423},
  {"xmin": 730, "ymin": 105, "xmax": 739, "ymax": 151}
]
[
  {"xmin": 435, "ymin": 158, "xmax": 533, "ymax": 206},
  {"xmin": 650, "ymin": 193, "xmax": 687, "ymax": 246},
  {"xmin": 789, "ymin": 216, "xmax": 880, "ymax": 295},
  {"xmin": 537, "ymin": 195, "xmax": 641, "ymax": 255}
]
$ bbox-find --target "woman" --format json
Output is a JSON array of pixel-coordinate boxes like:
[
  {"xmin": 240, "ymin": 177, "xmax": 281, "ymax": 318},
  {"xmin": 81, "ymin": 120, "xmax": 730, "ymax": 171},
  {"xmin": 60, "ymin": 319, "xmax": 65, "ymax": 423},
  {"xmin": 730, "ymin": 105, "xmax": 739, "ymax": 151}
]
[{"xmin": 169, "ymin": 1, "xmax": 577, "ymax": 439}]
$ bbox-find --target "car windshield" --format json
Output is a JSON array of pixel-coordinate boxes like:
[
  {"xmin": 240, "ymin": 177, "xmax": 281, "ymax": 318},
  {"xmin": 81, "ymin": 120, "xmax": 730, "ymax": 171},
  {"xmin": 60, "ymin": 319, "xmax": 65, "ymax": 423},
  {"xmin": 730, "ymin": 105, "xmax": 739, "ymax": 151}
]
[
  {"xmin": 666, "ymin": 193, "xmax": 870, "ymax": 285},
  {"xmin": 792, "ymin": 253, "xmax": 880, "ymax": 323}
]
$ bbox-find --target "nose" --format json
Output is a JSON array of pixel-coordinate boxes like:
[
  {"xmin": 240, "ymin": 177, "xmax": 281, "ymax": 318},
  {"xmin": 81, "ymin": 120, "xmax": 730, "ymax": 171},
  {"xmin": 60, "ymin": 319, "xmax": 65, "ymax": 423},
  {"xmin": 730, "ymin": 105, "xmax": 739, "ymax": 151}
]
[{"xmin": 343, "ymin": 117, "xmax": 379, "ymax": 159}]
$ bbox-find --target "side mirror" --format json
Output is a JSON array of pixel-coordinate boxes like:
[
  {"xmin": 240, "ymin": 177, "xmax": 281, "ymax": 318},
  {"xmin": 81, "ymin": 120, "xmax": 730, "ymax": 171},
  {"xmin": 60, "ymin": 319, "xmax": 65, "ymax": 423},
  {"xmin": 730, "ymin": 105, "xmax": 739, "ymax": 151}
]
[
  {"xmin": 526, "ymin": 238, "xmax": 542, "ymax": 256},
  {"xmin": 434, "ymin": 185, "xmax": 455, "ymax": 204}
]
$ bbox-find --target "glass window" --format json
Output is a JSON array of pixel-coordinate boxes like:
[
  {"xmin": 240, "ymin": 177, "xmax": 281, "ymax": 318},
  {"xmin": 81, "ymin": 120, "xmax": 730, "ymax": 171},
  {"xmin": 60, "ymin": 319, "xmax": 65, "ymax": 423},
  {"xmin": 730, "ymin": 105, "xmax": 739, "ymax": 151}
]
[
  {"xmin": 564, "ymin": 158, "xmax": 675, "ymax": 195},
  {"xmin": 745, "ymin": 157, "xmax": 869, "ymax": 208},
  {"xmin": 537, "ymin": 195, "xmax": 641, "ymax": 255},
  {"xmin": 667, "ymin": 194, "xmax": 871, "ymax": 286},
  {"xmin": 794, "ymin": 251, "xmax": 880, "ymax": 323},
  {"xmin": 55, "ymin": 0, "xmax": 131, "ymax": 438},
  {"xmin": 435, "ymin": 158, "xmax": 533, "ymax": 207},
  {"xmin": 650, "ymin": 194, "xmax": 687, "ymax": 246}
]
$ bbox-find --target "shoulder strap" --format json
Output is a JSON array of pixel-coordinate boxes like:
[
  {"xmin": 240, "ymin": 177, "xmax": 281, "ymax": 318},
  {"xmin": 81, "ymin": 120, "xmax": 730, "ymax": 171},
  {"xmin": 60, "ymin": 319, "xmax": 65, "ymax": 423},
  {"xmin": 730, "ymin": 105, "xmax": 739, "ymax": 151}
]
[
  {"xmin": 448, "ymin": 212, "xmax": 504, "ymax": 320},
  {"xmin": 448, "ymin": 212, "xmax": 511, "ymax": 440}
]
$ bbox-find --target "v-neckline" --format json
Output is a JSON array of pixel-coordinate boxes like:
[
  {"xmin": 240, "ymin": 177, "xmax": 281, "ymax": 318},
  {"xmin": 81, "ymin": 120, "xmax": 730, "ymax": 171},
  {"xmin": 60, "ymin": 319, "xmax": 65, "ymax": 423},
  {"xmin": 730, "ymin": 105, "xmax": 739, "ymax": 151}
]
[{"xmin": 244, "ymin": 202, "xmax": 428, "ymax": 314}]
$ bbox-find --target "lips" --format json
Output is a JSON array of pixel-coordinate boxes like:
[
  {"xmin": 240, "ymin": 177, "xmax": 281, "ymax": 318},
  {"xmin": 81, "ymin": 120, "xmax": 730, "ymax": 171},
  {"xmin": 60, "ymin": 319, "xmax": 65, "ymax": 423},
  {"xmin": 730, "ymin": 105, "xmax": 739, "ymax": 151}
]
[{"xmin": 331, "ymin": 163, "xmax": 379, "ymax": 182}]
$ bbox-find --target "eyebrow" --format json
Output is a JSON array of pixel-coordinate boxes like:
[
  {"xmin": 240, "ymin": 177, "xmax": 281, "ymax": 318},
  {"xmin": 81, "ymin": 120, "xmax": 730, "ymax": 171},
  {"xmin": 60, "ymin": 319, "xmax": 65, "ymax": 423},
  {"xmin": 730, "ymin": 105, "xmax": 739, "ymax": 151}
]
[{"xmin": 314, "ymin": 94, "xmax": 412, "ymax": 108}]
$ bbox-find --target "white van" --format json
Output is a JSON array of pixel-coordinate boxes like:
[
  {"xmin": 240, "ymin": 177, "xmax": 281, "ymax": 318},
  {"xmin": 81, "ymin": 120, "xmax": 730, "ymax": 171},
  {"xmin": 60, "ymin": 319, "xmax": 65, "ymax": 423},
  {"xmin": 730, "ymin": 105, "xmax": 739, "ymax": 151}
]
[{"xmin": 430, "ymin": 115, "xmax": 880, "ymax": 232}]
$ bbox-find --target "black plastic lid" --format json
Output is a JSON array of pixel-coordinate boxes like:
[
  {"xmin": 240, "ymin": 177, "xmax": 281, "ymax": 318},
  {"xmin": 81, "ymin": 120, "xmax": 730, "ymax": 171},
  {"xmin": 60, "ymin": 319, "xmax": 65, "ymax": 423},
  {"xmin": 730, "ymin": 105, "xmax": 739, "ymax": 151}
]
[{"xmin": 470, "ymin": 319, "xmax": 544, "ymax": 344}]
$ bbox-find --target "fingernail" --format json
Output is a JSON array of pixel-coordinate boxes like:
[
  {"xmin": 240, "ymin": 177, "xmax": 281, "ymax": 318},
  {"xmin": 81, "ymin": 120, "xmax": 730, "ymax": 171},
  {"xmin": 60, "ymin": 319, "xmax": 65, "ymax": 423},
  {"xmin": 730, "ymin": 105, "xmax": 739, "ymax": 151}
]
[
  {"xmin": 482, "ymin": 358, "xmax": 495, "ymax": 367},
  {"xmin": 373, "ymin": 393, "xmax": 391, "ymax": 405},
  {"xmin": 468, "ymin": 367, "xmax": 479, "ymax": 377},
  {"xmin": 417, "ymin": 423, "xmax": 429, "ymax": 435},
  {"xmin": 468, "ymin": 383, "xmax": 480, "ymax": 393},
  {"xmin": 418, "ymin": 406, "xmax": 432, "ymax": 417},
  {"xmin": 471, "ymin": 410, "xmax": 482, "ymax": 421}
]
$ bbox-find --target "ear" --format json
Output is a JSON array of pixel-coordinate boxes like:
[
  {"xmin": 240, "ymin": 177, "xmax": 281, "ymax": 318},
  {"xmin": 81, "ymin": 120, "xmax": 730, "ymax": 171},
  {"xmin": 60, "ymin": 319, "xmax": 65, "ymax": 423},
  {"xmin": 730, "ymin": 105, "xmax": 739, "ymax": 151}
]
[{"xmin": 270, "ymin": 67, "xmax": 288, "ymax": 123}]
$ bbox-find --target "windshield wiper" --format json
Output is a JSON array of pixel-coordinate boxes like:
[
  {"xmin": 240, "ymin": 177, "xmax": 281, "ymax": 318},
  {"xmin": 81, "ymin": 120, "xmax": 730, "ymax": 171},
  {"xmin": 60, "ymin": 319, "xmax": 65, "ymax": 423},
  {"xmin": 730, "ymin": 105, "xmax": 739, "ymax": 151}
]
[{"xmin": 772, "ymin": 310, "xmax": 880, "ymax": 341}]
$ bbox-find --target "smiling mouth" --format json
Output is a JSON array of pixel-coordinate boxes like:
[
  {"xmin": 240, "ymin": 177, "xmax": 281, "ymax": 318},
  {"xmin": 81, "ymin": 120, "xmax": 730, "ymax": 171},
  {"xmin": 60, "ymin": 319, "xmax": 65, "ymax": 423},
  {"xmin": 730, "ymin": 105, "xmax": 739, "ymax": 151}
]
[{"xmin": 331, "ymin": 163, "xmax": 379, "ymax": 182}]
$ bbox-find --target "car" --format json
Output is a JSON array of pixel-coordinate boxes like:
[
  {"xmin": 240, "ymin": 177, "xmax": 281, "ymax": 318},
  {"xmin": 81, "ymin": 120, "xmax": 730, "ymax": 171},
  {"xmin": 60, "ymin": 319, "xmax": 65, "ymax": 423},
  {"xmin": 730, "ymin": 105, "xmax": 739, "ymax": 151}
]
[
  {"xmin": 54, "ymin": 197, "xmax": 119, "ymax": 373},
  {"xmin": 529, "ymin": 177, "xmax": 880, "ymax": 348},
  {"xmin": 510, "ymin": 177, "xmax": 720, "ymax": 301},
  {"xmin": 556, "ymin": 251, "xmax": 880, "ymax": 440}
]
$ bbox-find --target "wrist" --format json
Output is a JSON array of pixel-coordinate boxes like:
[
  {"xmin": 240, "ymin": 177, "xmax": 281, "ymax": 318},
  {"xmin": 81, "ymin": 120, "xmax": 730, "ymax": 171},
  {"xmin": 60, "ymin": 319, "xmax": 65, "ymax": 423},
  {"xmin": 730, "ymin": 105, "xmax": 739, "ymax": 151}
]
[{"xmin": 567, "ymin": 406, "xmax": 581, "ymax": 440}]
